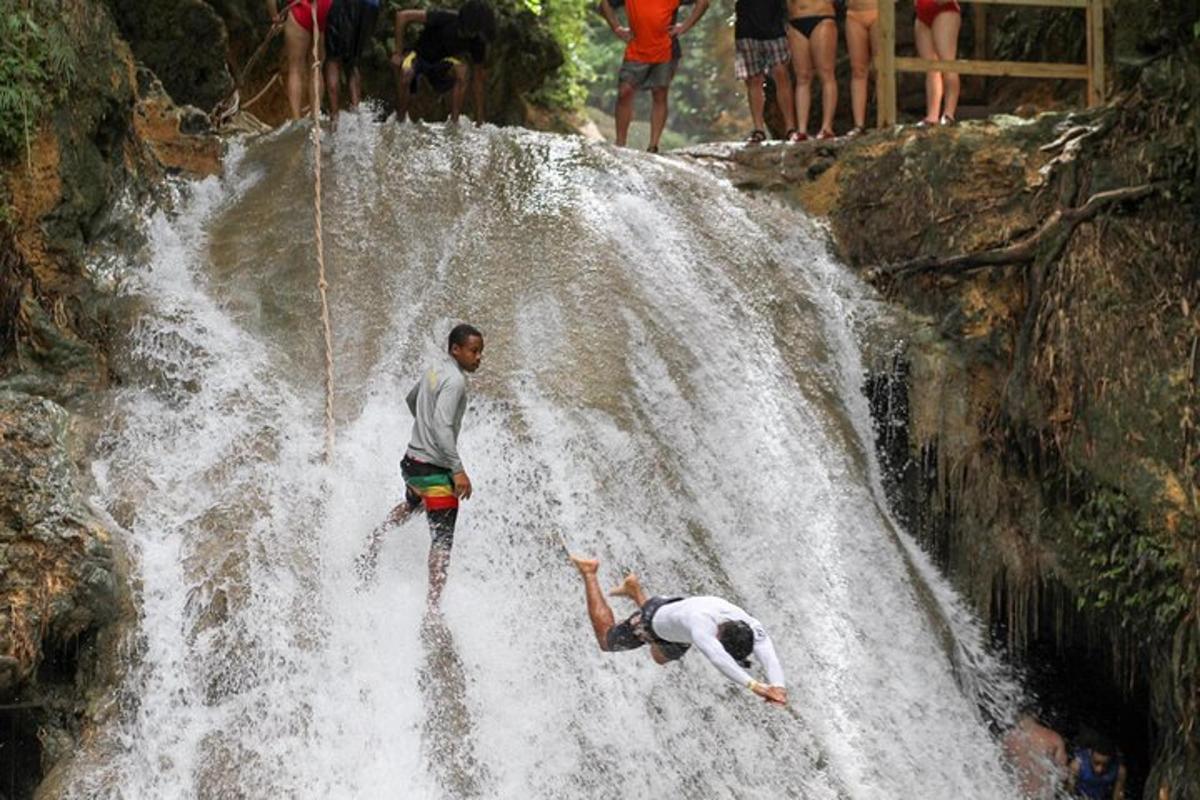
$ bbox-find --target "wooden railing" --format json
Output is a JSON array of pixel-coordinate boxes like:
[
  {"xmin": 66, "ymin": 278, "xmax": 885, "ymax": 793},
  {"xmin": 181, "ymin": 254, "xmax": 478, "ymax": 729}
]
[{"xmin": 876, "ymin": 0, "xmax": 1107, "ymax": 127}]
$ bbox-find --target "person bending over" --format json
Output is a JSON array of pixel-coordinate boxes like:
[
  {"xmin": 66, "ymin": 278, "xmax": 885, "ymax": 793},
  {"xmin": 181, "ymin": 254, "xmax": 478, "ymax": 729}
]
[
  {"xmin": 391, "ymin": 0, "xmax": 496, "ymax": 124},
  {"xmin": 571, "ymin": 556, "xmax": 787, "ymax": 705}
]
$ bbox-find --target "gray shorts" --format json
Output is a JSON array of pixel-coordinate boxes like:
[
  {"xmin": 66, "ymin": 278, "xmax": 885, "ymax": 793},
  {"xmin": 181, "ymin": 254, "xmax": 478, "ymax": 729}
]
[{"xmin": 617, "ymin": 59, "xmax": 675, "ymax": 91}]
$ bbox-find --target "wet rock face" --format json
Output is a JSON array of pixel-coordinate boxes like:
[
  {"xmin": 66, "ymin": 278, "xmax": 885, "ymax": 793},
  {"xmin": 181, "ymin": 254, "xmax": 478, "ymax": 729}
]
[
  {"xmin": 103, "ymin": 0, "xmax": 235, "ymax": 111},
  {"xmin": 0, "ymin": 391, "xmax": 118, "ymax": 696}
]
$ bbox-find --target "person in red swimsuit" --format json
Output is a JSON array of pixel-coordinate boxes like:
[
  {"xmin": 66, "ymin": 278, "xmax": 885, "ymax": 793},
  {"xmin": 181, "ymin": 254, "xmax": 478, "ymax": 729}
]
[
  {"xmin": 267, "ymin": 0, "xmax": 334, "ymax": 121},
  {"xmin": 913, "ymin": 0, "xmax": 961, "ymax": 125}
]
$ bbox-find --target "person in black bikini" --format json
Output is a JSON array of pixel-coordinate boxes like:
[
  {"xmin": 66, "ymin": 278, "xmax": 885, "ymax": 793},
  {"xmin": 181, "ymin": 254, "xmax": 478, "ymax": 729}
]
[{"xmin": 785, "ymin": 0, "xmax": 838, "ymax": 139}]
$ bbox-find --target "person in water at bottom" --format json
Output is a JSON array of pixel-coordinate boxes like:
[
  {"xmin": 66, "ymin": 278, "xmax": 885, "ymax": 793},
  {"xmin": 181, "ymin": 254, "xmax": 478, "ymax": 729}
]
[
  {"xmin": 570, "ymin": 556, "xmax": 787, "ymax": 705},
  {"xmin": 358, "ymin": 324, "xmax": 484, "ymax": 607},
  {"xmin": 1068, "ymin": 735, "xmax": 1127, "ymax": 800}
]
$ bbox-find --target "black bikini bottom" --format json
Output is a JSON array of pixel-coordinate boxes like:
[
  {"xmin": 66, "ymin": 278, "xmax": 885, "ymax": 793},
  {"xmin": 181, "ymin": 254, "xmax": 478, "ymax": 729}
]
[{"xmin": 789, "ymin": 15, "xmax": 835, "ymax": 38}]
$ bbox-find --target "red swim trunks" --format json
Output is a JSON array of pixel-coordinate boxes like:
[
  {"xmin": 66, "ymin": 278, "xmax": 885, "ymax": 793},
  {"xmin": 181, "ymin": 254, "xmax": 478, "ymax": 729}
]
[
  {"xmin": 915, "ymin": 0, "xmax": 960, "ymax": 27},
  {"xmin": 290, "ymin": 0, "xmax": 333, "ymax": 33}
]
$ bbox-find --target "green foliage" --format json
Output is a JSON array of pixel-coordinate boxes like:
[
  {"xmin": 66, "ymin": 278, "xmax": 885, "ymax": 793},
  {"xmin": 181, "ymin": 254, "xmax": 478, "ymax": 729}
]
[
  {"xmin": 527, "ymin": 0, "xmax": 595, "ymax": 108},
  {"xmin": 0, "ymin": 2, "xmax": 77, "ymax": 165},
  {"xmin": 1071, "ymin": 488, "xmax": 1190, "ymax": 637}
]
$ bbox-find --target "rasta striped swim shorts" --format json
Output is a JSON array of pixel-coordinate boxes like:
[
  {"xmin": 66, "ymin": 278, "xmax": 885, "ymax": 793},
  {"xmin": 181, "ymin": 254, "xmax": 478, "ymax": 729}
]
[{"xmin": 401, "ymin": 455, "xmax": 458, "ymax": 550}]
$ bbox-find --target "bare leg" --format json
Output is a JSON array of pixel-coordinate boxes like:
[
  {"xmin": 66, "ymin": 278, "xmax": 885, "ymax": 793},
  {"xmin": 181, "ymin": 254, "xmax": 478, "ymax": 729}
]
[
  {"xmin": 449, "ymin": 61, "xmax": 469, "ymax": 122},
  {"xmin": 325, "ymin": 60, "xmax": 342, "ymax": 130},
  {"xmin": 746, "ymin": 75, "xmax": 767, "ymax": 132},
  {"xmin": 614, "ymin": 82, "xmax": 635, "ymax": 147},
  {"xmin": 609, "ymin": 573, "xmax": 649, "ymax": 607},
  {"xmin": 394, "ymin": 64, "xmax": 415, "ymax": 122},
  {"xmin": 770, "ymin": 61, "xmax": 797, "ymax": 132},
  {"xmin": 427, "ymin": 546, "xmax": 450, "ymax": 608},
  {"xmin": 845, "ymin": 13, "xmax": 873, "ymax": 128},
  {"xmin": 914, "ymin": 20, "xmax": 942, "ymax": 123},
  {"xmin": 571, "ymin": 556, "xmax": 617, "ymax": 650},
  {"xmin": 811, "ymin": 19, "xmax": 838, "ymax": 135},
  {"xmin": 787, "ymin": 28, "xmax": 814, "ymax": 135},
  {"xmin": 348, "ymin": 66, "xmax": 363, "ymax": 108},
  {"xmin": 283, "ymin": 17, "xmax": 310, "ymax": 120},
  {"xmin": 356, "ymin": 500, "xmax": 416, "ymax": 582},
  {"xmin": 931, "ymin": 10, "xmax": 961, "ymax": 119},
  {"xmin": 648, "ymin": 86, "xmax": 668, "ymax": 150}
]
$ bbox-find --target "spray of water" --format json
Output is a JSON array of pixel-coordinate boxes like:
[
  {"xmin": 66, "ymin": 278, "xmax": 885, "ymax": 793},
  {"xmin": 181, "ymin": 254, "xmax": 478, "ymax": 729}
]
[{"xmin": 70, "ymin": 117, "xmax": 1021, "ymax": 798}]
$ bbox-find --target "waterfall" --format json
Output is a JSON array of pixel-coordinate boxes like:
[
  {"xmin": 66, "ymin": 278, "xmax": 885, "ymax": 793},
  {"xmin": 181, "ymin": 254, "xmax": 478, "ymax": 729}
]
[{"xmin": 72, "ymin": 116, "xmax": 1020, "ymax": 799}]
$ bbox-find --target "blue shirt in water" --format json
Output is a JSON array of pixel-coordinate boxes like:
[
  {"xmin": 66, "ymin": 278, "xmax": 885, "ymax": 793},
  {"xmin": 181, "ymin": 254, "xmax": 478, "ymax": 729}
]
[{"xmin": 1074, "ymin": 748, "xmax": 1120, "ymax": 799}]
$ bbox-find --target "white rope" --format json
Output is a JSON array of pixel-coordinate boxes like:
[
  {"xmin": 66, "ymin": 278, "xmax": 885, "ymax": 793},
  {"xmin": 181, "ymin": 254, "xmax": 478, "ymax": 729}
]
[{"xmin": 308, "ymin": 0, "xmax": 336, "ymax": 462}]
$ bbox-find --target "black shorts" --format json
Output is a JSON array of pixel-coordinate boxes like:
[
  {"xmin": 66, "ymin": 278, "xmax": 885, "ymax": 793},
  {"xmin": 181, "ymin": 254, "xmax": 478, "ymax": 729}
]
[
  {"xmin": 402, "ymin": 52, "xmax": 463, "ymax": 95},
  {"xmin": 326, "ymin": 0, "xmax": 380, "ymax": 70},
  {"xmin": 605, "ymin": 596, "xmax": 691, "ymax": 661},
  {"xmin": 401, "ymin": 455, "xmax": 458, "ymax": 551}
]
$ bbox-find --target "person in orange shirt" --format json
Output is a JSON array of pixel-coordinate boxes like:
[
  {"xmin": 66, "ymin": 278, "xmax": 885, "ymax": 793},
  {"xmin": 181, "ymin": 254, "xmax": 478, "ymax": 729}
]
[{"xmin": 599, "ymin": 0, "xmax": 710, "ymax": 153}]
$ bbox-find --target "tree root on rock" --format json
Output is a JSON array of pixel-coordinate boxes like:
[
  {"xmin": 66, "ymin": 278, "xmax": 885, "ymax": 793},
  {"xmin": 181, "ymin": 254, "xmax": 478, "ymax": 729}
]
[{"xmin": 870, "ymin": 181, "xmax": 1169, "ymax": 282}]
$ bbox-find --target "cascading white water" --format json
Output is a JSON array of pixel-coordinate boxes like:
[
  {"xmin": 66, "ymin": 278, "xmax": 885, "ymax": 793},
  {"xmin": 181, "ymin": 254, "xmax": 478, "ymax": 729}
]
[{"xmin": 71, "ymin": 116, "xmax": 1022, "ymax": 799}]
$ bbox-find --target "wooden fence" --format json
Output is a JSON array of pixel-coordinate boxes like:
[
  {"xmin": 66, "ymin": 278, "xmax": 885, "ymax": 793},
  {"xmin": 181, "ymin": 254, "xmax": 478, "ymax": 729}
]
[{"xmin": 876, "ymin": 0, "xmax": 1107, "ymax": 127}]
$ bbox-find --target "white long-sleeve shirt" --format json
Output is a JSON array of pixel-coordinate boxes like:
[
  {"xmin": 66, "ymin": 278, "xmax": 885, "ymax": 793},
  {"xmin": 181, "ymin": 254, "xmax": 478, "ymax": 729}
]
[
  {"xmin": 405, "ymin": 356, "xmax": 468, "ymax": 472},
  {"xmin": 650, "ymin": 596, "xmax": 786, "ymax": 688}
]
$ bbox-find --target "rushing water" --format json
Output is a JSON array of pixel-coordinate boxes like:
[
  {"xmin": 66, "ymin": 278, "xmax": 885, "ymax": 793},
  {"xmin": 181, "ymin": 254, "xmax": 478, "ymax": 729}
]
[{"xmin": 71, "ymin": 116, "xmax": 1022, "ymax": 799}]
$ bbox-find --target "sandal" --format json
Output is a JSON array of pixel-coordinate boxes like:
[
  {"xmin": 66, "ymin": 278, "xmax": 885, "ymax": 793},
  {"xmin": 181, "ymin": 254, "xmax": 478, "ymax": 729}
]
[
  {"xmin": 787, "ymin": 129, "xmax": 808, "ymax": 143},
  {"xmin": 745, "ymin": 129, "xmax": 767, "ymax": 146},
  {"xmin": 939, "ymin": 114, "xmax": 957, "ymax": 126},
  {"xmin": 844, "ymin": 125, "xmax": 866, "ymax": 137},
  {"xmin": 915, "ymin": 118, "xmax": 938, "ymax": 128},
  {"xmin": 815, "ymin": 129, "xmax": 836, "ymax": 140},
  {"xmin": 647, "ymin": 145, "xmax": 659, "ymax": 154}
]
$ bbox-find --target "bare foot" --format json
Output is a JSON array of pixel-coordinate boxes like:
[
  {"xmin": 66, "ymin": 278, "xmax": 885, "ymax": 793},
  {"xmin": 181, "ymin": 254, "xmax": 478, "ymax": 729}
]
[
  {"xmin": 570, "ymin": 555, "xmax": 599, "ymax": 575},
  {"xmin": 609, "ymin": 573, "xmax": 640, "ymax": 599}
]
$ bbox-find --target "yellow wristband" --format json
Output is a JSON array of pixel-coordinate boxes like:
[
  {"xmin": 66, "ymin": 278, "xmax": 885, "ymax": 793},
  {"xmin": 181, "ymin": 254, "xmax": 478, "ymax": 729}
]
[{"xmin": 747, "ymin": 679, "xmax": 760, "ymax": 693}]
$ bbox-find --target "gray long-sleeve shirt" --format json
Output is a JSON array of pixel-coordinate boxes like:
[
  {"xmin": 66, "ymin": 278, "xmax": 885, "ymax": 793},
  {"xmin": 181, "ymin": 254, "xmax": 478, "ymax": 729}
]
[{"xmin": 404, "ymin": 356, "xmax": 469, "ymax": 473}]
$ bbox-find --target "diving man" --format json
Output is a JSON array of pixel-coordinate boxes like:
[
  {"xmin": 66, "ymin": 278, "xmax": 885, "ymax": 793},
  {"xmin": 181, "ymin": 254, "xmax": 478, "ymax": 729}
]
[
  {"xmin": 359, "ymin": 324, "xmax": 483, "ymax": 607},
  {"xmin": 570, "ymin": 556, "xmax": 787, "ymax": 705}
]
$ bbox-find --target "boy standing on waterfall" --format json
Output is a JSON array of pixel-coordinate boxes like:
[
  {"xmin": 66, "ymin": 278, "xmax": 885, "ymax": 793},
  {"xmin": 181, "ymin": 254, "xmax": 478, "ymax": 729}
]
[
  {"xmin": 599, "ymin": 0, "xmax": 710, "ymax": 153},
  {"xmin": 358, "ymin": 324, "xmax": 484, "ymax": 608}
]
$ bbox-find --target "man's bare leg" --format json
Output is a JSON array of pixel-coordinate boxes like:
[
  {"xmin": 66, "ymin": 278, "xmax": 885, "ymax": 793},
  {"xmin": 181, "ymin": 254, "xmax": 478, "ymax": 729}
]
[
  {"xmin": 571, "ymin": 556, "xmax": 617, "ymax": 650},
  {"xmin": 449, "ymin": 62, "xmax": 469, "ymax": 122},
  {"xmin": 609, "ymin": 572, "xmax": 649, "ymax": 606},
  {"xmin": 356, "ymin": 501, "xmax": 415, "ymax": 581},
  {"xmin": 427, "ymin": 546, "xmax": 450, "ymax": 608}
]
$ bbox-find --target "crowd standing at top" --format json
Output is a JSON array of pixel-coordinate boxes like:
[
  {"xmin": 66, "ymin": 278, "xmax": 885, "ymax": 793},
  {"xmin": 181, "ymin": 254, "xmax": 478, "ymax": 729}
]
[
  {"xmin": 267, "ymin": 0, "xmax": 496, "ymax": 130},
  {"xmin": 600, "ymin": 0, "xmax": 963, "ymax": 146}
]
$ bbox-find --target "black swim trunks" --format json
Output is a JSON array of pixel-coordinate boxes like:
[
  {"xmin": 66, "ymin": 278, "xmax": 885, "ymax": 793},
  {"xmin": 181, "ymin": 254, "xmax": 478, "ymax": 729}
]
[
  {"xmin": 401, "ymin": 454, "xmax": 458, "ymax": 551},
  {"xmin": 326, "ymin": 0, "xmax": 381, "ymax": 70},
  {"xmin": 605, "ymin": 596, "xmax": 691, "ymax": 661}
]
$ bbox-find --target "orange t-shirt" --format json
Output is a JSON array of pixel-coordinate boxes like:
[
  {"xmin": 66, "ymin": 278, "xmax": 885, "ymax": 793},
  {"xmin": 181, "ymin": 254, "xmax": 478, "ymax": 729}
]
[{"xmin": 623, "ymin": 0, "xmax": 682, "ymax": 64}]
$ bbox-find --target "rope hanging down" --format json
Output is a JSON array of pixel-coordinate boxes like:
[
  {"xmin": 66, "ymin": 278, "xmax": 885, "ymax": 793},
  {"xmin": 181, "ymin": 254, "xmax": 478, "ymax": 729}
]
[{"xmin": 309, "ymin": 1, "xmax": 337, "ymax": 461}]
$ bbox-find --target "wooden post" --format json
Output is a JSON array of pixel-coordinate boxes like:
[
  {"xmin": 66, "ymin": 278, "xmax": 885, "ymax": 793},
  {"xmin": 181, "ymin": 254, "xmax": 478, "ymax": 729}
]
[
  {"xmin": 1086, "ymin": 0, "xmax": 1106, "ymax": 106},
  {"xmin": 878, "ymin": 0, "xmax": 897, "ymax": 127},
  {"xmin": 972, "ymin": 4, "xmax": 989, "ymax": 101}
]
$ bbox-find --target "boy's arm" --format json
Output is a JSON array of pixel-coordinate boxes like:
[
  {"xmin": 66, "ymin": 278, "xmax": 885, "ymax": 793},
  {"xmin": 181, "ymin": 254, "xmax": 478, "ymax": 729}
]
[
  {"xmin": 393, "ymin": 9, "xmax": 427, "ymax": 59},
  {"xmin": 669, "ymin": 0, "xmax": 709, "ymax": 37},
  {"xmin": 598, "ymin": 0, "xmax": 632, "ymax": 41}
]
